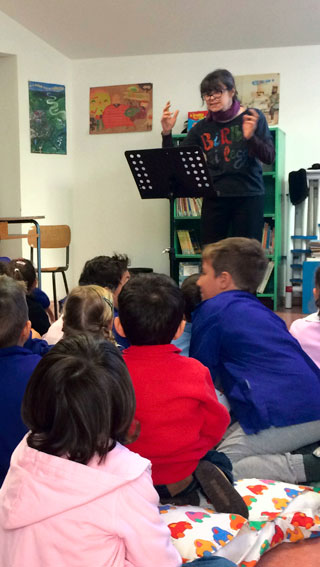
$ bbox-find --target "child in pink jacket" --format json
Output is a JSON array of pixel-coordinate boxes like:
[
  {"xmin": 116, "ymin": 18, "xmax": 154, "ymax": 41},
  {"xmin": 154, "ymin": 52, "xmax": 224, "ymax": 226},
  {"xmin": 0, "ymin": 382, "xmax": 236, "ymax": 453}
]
[{"xmin": 0, "ymin": 335, "xmax": 181, "ymax": 567}]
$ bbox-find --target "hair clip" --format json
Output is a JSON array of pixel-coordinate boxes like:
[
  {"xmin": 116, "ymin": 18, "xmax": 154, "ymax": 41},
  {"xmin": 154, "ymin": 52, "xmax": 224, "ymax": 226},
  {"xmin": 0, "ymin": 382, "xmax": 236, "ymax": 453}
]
[{"xmin": 103, "ymin": 296, "xmax": 114, "ymax": 311}]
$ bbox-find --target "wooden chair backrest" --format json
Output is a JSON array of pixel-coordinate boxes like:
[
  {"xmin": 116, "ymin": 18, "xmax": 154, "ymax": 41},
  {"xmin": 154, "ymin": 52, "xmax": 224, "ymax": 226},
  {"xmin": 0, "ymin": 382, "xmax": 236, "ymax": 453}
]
[{"xmin": 28, "ymin": 225, "xmax": 71, "ymax": 249}]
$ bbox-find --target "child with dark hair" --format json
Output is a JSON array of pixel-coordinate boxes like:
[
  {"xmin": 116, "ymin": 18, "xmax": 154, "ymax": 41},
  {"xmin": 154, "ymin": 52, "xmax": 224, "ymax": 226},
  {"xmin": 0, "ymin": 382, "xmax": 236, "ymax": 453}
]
[
  {"xmin": 0, "ymin": 335, "xmax": 181, "ymax": 567},
  {"xmin": 172, "ymin": 274, "xmax": 229, "ymax": 409},
  {"xmin": 290, "ymin": 266, "xmax": 320, "ymax": 367},
  {"xmin": 0, "ymin": 275, "xmax": 42, "ymax": 486},
  {"xmin": 190, "ymin": 237, "xmax": 320, "ymax": 484},
  {"xmin": 8, "ymin": 258, "xmax": 51, "ymax": 336},
  {"xmin": 172, "ymin": 273, "xmax": 202, "ymax": 356},
  {"xmin": 116, "ymin": 273, "xmax": 248, "ymax": 517}
]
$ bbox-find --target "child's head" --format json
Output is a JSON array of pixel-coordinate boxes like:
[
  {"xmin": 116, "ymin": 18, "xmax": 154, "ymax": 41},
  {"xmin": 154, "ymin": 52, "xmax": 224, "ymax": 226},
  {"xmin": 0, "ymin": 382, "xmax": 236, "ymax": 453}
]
[
  {"xmin": 117, "ymin": 273, "xmax": 185, "ymax": 345},
  {"xmin": 78, "ymin": 254, "xmax": 130, "ymax": 308},
  {"xmin": 0, "ymin": 275, "xmax": 30, "ymax": 348},
  {"xmin": 22, "ymin": 334, "xmax": 136, "ymax": 464},
  {"xmin": 0, "ymin": 261, "xmax": 9, "ymax": 276},
  {"xmin": 8, "ymin": 258, "xmax": 36, "ymax": 294},
  {"xmin": 313, "ymin": 267, "xmax": 320, "ymax": 315},
  {"xmin": 181, "ymin": 273, "xmax": 202, "ymax": 322},
  {"xmin": 63, "ymin": 285, "xmax": 115, "ymax": 344},
  {"xmin": 199, "ymin": 237, "xmax": 268, "ymax": 300}
]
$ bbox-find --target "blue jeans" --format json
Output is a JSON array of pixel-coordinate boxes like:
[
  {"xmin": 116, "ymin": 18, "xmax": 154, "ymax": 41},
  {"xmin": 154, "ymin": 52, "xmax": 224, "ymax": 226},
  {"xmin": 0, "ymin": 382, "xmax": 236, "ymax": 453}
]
[{"xmin": 188, "ymin": 557, "xmax": 237, "ymax": 566}]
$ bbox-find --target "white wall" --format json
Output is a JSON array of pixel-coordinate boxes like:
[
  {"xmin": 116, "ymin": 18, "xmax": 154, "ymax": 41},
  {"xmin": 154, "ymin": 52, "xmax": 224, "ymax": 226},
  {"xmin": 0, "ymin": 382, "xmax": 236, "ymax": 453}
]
[
  {"xmin": 0, "ymin": 10, "xmax": 73, "ymax": 296},
  {"xmin": 72, "ymin": 45, "xmax": 320, "ymax": 283},
  {"xmin": 0, "ymin": 54, "xmax": 22, "ymax": 258}
]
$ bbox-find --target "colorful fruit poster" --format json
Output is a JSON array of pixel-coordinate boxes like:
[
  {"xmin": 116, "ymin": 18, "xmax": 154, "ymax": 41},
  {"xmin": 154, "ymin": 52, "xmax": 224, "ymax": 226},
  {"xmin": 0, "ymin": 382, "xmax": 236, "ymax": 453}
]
[{"xmin": 90, "ymin": 83, "xmax": 153, "ymax": 134}]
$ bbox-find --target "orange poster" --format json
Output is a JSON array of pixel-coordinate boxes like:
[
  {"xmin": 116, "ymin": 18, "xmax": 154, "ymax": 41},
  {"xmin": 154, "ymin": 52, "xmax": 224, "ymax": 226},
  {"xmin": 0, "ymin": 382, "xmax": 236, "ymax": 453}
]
[{"xmin": 90, "ymin": 83, "xmax": 152, "ymax": 134}]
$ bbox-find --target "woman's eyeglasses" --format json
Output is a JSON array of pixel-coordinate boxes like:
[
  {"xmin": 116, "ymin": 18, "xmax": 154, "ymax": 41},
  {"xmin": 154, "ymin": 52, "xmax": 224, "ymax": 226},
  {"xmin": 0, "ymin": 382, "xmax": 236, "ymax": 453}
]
[{"xmin": 203, "ymin": 88, "xmax": 228, "ymax": 100}]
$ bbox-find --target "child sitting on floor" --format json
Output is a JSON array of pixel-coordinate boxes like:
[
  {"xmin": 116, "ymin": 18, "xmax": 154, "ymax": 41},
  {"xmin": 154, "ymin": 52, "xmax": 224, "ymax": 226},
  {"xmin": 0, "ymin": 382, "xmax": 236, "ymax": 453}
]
[
  {"xmin": 8, "ymin": 258, "xmax": 51, "ymax": 336},
  {"xmin": 290, "ymin": 266, "xmax": 320, "ymax": 367},
  {"xmin": 172, "ymin": 273, "xmax": 229, "ymax": 409},
  {"xmin": 116, "ymin": 273, "xmax": 248, "ymax": 517},
  {"xmin": 189, "ymin": 237, "xmax": 320, "ymax": 484},
  {"xmin": 0, "ymin": 275, "xmax": 42, "ymax": 486},
  {"xmin": 0, "ymin": 335, "xmax": 181, "ymax": 567},
  {"xmin": 62, "ymin": 285, "xmax": 116, "ymax": 345}
]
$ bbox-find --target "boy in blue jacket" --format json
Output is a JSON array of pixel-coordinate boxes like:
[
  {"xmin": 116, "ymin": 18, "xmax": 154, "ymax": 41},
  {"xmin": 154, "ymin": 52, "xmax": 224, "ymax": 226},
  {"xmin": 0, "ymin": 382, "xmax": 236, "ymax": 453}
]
[
  {"xmin": 0, "ymin": 275, "xmax": 41, "ymax": 485},
  {"xmin": 190, "ymin": 237, "xmax": 320, "ymax": 484}
]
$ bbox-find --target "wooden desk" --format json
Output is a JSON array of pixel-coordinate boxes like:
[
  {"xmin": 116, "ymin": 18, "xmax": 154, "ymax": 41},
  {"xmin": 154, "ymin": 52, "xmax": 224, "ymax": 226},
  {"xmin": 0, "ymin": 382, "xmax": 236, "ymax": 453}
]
[{"xmin": 0, "ymin": 216, "xmax": 45, "ymax": 288}]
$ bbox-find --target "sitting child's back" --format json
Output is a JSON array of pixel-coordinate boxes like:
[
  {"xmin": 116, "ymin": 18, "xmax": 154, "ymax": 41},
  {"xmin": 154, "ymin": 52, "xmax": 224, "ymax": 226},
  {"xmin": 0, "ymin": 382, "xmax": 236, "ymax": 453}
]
[
  {"xmin": 0, "ymin": 335, "xmax": 181, "ymax": 567},
  {"xmin": 116, "ymin": 273, "xmax": 248, "ymax": 517}
]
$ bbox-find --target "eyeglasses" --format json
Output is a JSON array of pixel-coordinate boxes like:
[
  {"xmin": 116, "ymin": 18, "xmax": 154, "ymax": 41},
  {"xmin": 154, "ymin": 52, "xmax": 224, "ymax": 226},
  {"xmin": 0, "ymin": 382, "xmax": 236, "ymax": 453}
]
[{"xmin": 203, "ymin": 88, "xmax": 228, "ymax": 100}]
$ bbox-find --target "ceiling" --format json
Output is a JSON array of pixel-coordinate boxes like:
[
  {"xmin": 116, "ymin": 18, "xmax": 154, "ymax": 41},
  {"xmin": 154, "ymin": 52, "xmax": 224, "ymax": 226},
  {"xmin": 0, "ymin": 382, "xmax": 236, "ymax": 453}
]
[{"xmin": 0, "ymin": 0, "xmax": 320, "ymax": 60}]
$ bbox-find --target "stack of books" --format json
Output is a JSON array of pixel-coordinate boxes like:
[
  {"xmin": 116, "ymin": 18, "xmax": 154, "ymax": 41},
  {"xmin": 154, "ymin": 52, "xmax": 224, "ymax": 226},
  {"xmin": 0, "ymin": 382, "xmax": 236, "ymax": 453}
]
[
  {"xmin": 176, "ymin": 197, "xmax": 202, "ymax": 218},
  {"xmin": 309, "ymin": 241, "xmax": 320, "ymax": 258},
  {"xmin": 177, "ymin": 230, "xmax": 201, "ymax": 255},
  {"xmin": 262, "ymin": 222, "xmax": 275, "ymax": 253}
]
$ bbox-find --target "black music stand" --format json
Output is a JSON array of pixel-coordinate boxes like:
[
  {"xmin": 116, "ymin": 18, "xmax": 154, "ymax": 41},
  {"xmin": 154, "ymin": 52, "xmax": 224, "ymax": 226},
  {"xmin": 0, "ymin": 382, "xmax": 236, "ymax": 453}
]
[{"xmin": 125, "ymin": 146, "xmax": 214, "ymax": 275}]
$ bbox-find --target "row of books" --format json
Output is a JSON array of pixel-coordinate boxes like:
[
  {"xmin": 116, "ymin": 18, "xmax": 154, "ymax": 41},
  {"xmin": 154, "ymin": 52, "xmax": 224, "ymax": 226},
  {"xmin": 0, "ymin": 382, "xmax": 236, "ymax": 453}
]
[
  {"xmin": 177, "ymin": 229, "xmax": 201, "ymax": 255},
  {"xmin": 262, "ymin": 222, "xmax": 275, "ymax": 253},
  {"xmin": 176, "ymin": 197, "xmax": 203, "ymax": 217}
]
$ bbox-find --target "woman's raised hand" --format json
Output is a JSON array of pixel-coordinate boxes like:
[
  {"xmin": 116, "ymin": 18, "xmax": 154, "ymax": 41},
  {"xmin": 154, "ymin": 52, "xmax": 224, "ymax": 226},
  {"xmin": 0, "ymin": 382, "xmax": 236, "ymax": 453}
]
[{"xmin": 161, "ymin": 101, "xmax": 179, "ymax": 135}]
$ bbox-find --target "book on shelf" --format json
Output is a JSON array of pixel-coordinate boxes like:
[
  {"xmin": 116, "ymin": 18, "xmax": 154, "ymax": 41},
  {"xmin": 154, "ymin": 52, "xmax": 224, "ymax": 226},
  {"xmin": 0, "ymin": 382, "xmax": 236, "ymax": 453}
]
[
  {"xmin": 188, "ymin": 229, "xmax": 201, "ymax": 254},
  {"xmin": 257, "ymin": 261, "xmax": 274, "ymax": 294},
  {"xmin": 187, "ymin": 110, "xmax": 208, "ymax": 131},
  {"xmin": 262, "ymin": 222, "xmax": 274, "ymax": 253},
  {"xmin": 177, "ymin": 230, "xmax": 192, "ymax": 255},
  {"xmin": 177, "ymin": 229, "xmax": 201, "ymax": 255},
  {"xmin": 179, "ymin": 262, "xmax": 201, "ymax": 285}
]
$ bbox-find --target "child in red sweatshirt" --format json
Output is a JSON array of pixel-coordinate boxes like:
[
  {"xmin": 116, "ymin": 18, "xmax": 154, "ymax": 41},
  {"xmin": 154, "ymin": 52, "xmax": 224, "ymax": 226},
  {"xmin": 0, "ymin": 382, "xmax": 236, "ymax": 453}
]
[{"xmin": 115, "ymin": 273, "xmax": 248, "ymax": 517}]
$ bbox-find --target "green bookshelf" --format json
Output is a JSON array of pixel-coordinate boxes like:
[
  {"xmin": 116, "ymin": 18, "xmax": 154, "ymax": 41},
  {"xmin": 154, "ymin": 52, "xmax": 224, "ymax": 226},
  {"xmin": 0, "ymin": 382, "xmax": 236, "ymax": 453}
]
[{"xmin": 171, "ymin": 127, "xmax": 285, "ymax": 309}]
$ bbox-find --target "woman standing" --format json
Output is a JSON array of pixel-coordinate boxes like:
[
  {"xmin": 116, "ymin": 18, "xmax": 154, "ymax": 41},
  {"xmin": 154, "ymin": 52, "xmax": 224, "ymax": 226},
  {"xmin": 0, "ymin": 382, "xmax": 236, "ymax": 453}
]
[{"xmin": 161, "ymin": 69, "xmax": 275, "ymax": 245}]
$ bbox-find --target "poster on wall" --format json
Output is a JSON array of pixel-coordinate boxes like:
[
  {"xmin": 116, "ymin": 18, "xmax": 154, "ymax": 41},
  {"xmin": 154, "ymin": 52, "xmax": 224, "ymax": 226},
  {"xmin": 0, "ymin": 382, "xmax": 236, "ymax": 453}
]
[
  {"xmin": 90, "ymin": 83, "xmax": 153, "ymax": 134},
  {"xmin": 235, "ymin": 73, "xmax": 280, "ymax": 125},
  {"xmin": 28, "ymin": 81, "xmax": 67, "ymax": 154}
]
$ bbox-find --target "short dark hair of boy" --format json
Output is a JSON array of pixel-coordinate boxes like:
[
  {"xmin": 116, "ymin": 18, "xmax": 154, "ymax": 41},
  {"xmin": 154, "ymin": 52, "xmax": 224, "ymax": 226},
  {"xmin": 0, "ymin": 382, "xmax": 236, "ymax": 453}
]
[
  {"xmin": 202, "ymin": 237, "xmax": 268, "ymax": 294},
  {"xmin": 78, "ymin": 254, "xmax": 129, "ymax": 291},
  {"xmin": 181, "ymin": 273, "xmax": 201, "ymax": 322},
  {"xmin": 0, "ymin": 275, "xmax": 28, "ymax": 348},
  {"xmin": 118, "ymin": 273, "xmax": 184, "ymax": 345},
  {"xmin": 22, "ymin": 334, "xmax": 136, "ymax": 465},
  {"xmin": 8, "ymin": 258, "xmax": 36, "ymax": 293}
]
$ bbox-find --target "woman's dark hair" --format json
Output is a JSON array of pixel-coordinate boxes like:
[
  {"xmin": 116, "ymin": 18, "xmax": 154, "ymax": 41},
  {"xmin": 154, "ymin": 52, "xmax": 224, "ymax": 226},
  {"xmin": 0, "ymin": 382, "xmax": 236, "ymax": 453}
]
[
  {"xmin": 8, "ymin": 258, "xmax": 36, "ymax": 293},
  {"xmin": 22, "ymin": 334, "xmax": 136, "ymax": 464},
  {"xmin": 118, "ymin": 273, "xmax": 184, "ymax": 345},
  {"xmin": 200, "ymin": 69, "xmax": 238, "ymax": 101}
]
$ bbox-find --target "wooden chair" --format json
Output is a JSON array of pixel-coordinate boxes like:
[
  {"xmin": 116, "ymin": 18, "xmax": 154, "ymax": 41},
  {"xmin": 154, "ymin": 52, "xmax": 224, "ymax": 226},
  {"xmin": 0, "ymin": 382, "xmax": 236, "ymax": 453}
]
[{"xmin": 28, "ymin": 225, "xmax": 71, "ymax": 320}]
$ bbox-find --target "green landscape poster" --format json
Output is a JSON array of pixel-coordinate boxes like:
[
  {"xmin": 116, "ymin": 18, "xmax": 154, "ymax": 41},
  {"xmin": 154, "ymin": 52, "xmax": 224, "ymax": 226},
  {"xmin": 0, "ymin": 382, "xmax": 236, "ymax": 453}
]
[{"xmin": 28, "ymin": 81, "xmax": 67, "ymax": 154}]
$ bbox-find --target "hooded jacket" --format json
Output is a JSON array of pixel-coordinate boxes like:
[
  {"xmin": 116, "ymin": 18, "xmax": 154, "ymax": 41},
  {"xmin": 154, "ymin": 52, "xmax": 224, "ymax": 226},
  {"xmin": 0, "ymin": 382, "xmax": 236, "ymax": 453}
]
[{"xmin": 0, "ymin": 438, "xmax": 181, "ymax": 567}]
